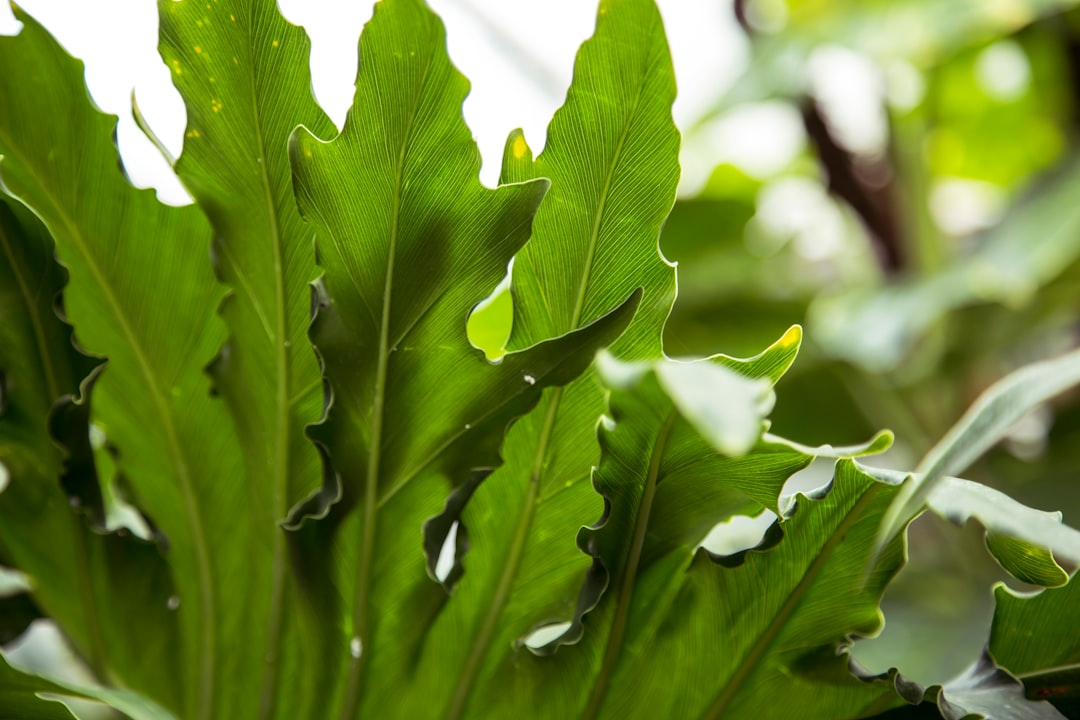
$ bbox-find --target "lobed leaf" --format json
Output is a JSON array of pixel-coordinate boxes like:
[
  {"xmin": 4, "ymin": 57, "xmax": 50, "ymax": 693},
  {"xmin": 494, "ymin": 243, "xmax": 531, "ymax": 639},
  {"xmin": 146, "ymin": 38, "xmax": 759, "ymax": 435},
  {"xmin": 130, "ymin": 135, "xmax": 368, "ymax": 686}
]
[
  {"xmin": 0, "ymin": 193, "xmax": 179, "ymax": 702},
  {"xmin": 5, "ymin": 2, "xmax": 1073, "ymax": 719},
  {"xmin": 863, "ymin": 465, "xmax": 1080, "ymax": 583},
  {"xmin": 460, "ymin": 329, "xmax": 906, "ymax": 718},
  {"xmin": 0, "ymin": 10, "xmax": 255, "ymax": 718},
  {"xmin": 385, "ymin": 2, "xmax": 684, "ymax": 717},
  {"xmin": 286, "ymin": 0, "xmax": 641, "ymax": 715},
  {"xmin": 155, "ymin": 1, "xmax": 339, "ymax": 714}
]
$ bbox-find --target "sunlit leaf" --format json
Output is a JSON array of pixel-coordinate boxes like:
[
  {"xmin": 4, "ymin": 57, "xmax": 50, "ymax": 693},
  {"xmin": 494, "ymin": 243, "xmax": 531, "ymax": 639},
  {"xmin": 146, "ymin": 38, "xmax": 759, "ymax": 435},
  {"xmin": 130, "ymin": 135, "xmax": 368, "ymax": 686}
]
[
  {"xmin": 156, "ymin": 1, "xmax": 339, "ymax": 713},
  {"xmin": 380, "ymin": 1, "xmax": 682, "ymax": 716}
]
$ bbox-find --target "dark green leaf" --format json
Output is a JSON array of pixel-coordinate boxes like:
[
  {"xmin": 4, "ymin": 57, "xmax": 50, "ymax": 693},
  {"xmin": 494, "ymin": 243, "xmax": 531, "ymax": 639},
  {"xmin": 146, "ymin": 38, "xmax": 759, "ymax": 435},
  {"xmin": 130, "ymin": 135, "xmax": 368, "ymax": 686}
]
[
  {"xmin": 0, "ymin": 196, "xmax": 179, "ymax": 701},
  {"xmin": 461, "ymin": 334, "xmax": 907, "ymax": 718},
  {"xmin": 0, "ymin": 655, "xmax": 77, "ymax": 720},
  {"xmin": 0, "ymin": 653, "xmax": 179, "ymax": 720},
  {"xmin": 991, "ymin": 574, "xmax": 1080, "ymax": 717},
  {"xmin": 0, "ymin": 11, "xmax": 252, "ymax": 717}
]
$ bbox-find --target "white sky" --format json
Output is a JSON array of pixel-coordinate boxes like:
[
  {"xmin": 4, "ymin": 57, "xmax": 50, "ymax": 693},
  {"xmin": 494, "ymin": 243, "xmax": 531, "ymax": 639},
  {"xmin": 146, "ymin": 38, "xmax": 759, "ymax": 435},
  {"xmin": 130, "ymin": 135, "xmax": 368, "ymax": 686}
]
[{"xmin": 0, "ymin": 0, "xmax": 751, "ymax": 204}]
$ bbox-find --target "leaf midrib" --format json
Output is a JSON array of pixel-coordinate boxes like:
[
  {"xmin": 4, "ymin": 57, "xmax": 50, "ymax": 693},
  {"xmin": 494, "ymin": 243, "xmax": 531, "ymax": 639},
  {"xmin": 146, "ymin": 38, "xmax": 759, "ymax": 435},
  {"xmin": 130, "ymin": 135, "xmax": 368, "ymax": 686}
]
[
  {"xmin": 229, "ymin": 8, "xmax": 295, "ymax": 718},
  {"xmin": 443, "ymin": 57, "xmax": 645, "ymax": 720},
  {"xmin": 162, "ymin": 8, "xmax": 301, "ymax": 713},
  {"xmin": 337, "ymin": 45, "xmax": 437, "ymax": 719},
  {"xmin": 701, "ymin": 483, "xmax": 884, "ymax": 719},
  {"xmin": 582, "ymin": 409, "xmax": 677, "ymax": 719},
  {"xmin": 0, "ymin": 141, "xmax": 218, "ymax": 720}
]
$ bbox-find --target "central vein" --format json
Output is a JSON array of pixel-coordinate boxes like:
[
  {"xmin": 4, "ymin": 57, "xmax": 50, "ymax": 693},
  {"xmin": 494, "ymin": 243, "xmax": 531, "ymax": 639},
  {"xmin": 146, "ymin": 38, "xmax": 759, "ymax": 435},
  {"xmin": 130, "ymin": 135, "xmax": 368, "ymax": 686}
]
[
  {"xmin": 582, "ymin": 409, "xmax": 676, "ymax": 719},
  {"xmin": 702, "ymin": 485, "xmax": 883, "ymax": 719},
  {"xmin": 444, "ymin": 93, "xmax": 637, "ymax": 718},
  {"xmin": 337, "ymin": 72, "xmax": 421, "ymax": 711},
  {"xmin": 243, "ymin": 15, "xmax": 295, "ymax": 720}
]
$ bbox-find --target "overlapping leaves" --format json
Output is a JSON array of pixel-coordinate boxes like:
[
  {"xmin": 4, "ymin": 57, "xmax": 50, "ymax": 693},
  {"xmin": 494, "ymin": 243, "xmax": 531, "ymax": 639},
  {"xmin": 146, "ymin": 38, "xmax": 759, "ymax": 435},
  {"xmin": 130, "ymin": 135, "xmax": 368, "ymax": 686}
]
[
  {"xmin": 0, "ymin": 0, "xmax": 1078, "ymax": 719},
  {"xmin": 0, "ymin": 12, "xmax": 240, "ymax": 716},
  {"xmin": 991, "ymin": 572, "xmax": 1080, "ymax": 717},
  {"xmin": 0, "ymin": 195, "xmax": 179, "ymax": 707},
  {"xmin": 491, "ymin": 331, "xmax": 905, "ymax": 720}
]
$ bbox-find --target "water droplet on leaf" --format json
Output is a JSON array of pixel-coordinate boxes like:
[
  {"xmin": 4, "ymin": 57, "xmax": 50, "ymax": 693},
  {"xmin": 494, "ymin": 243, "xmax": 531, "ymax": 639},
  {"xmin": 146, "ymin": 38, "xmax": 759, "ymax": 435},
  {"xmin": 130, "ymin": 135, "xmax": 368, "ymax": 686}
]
[{"xmin": 167, "ymin": 595, "xmax": 181, "ymax": 611}]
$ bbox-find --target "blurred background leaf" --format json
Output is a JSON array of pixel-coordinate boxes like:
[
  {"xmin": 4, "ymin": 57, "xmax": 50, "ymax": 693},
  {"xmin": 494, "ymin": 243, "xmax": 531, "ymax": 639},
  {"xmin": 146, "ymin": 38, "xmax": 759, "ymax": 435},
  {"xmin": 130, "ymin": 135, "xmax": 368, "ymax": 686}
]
[{"xmin": 658, "ymin": 0, "xmax": 1080, "ymax": 688}]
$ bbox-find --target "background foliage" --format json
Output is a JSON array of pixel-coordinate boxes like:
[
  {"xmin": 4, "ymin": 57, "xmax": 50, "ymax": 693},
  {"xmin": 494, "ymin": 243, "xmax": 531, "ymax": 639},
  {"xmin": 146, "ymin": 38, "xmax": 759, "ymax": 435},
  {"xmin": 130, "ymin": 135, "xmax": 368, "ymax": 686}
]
[{"xmin": 662, "ymin": 0, "xmax": 1080, "ymax": 687}]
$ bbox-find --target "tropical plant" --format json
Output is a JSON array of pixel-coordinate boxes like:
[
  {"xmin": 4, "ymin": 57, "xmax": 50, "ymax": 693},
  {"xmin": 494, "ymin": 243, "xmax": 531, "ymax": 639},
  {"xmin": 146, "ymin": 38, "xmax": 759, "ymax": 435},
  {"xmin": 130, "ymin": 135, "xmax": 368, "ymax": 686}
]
[{"xmin": 0, "ymin": 0, "xmax": 1078, "ymax": 719}]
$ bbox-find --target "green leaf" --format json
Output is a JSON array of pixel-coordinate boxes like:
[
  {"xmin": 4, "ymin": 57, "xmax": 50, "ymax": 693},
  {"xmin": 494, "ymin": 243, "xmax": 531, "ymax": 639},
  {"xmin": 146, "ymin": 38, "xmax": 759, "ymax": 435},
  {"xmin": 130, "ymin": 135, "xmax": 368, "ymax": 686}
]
[
  {"xmin": 0, "ymin": 10, "xmax": 254, "ymax": 718},
  {"xmin": 712, "ymin": 324, "xmax": 804, "ymax": 384},
  {"xmin": 9, "ymin": 1, "xmax": 1067, "ymax": 718},
  {"xmin": 0, "ymin": 655, "xmax": 78, "ymax": 720},
  {"xmin": 460, "ymin": 334, "xmax": 909, "ymax": 718},
  {"xmin": 540, "ymin": 338, "xmax": 902, "ymax": 720},
  {"xmin": 286, "ymin": 0, "xmax": 641, "ymax": 715},
  {"xmin": 0, "ymin": 197, "xmax": 180, "ymax": 700},
  {"xmin": 155, "ymin": 1, "xmax": 338, "ymax": 714},
  {"xmin": 0, "ymin": 654, "xmax": 179, "ymax": 720},
  {"xmin": 51, "ymin": 683, "xmax": 179, "ymax": 720},
  {"xmin": 370, "ymin": 1, "xmax": 683, "ymax": 716},
  {"xmin": 991, "ymin": 574, "xmax": 1080, "ymax": 717},
  {"xmin": 408, "ymin": 330, "xmax": 898, "ymax": 716},
  {"xmin": 765, "ymin": 432, "xmax": 896, "ymax": 460},
  {"xmin": 863, "ymin": 465, "xmax": 1080, "ymax": 582},
  {"xmin": 984, "ymin": 533, "xmax": 1068, "ymax": 589},
  {"xmin": 595, "ymin": 351, "xmax": 775, "ymax": 457},
  {"xmin": 465, "ymin": 278, "xmax": 513, "ymax": 360},
  {"xmin": 874, "ymin": 346, "xmax": 1080, "ymax": 561}
]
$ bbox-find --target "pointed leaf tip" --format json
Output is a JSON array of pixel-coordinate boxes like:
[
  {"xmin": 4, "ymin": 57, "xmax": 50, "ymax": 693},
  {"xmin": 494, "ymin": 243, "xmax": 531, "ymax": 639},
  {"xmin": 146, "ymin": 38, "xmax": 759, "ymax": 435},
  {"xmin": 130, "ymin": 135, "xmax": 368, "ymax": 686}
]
[{"xmin": 712, "ymin": 323, "xmax": 803, "ymax": 386}]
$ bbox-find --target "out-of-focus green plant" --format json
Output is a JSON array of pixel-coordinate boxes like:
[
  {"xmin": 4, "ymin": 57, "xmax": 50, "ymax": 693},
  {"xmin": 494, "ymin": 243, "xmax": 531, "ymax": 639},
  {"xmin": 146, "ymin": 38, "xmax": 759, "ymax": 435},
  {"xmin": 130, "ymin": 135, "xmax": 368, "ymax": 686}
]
[{"xmin": 664, "ymin": 0, "xmax": 1080, "ymax": 690}]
